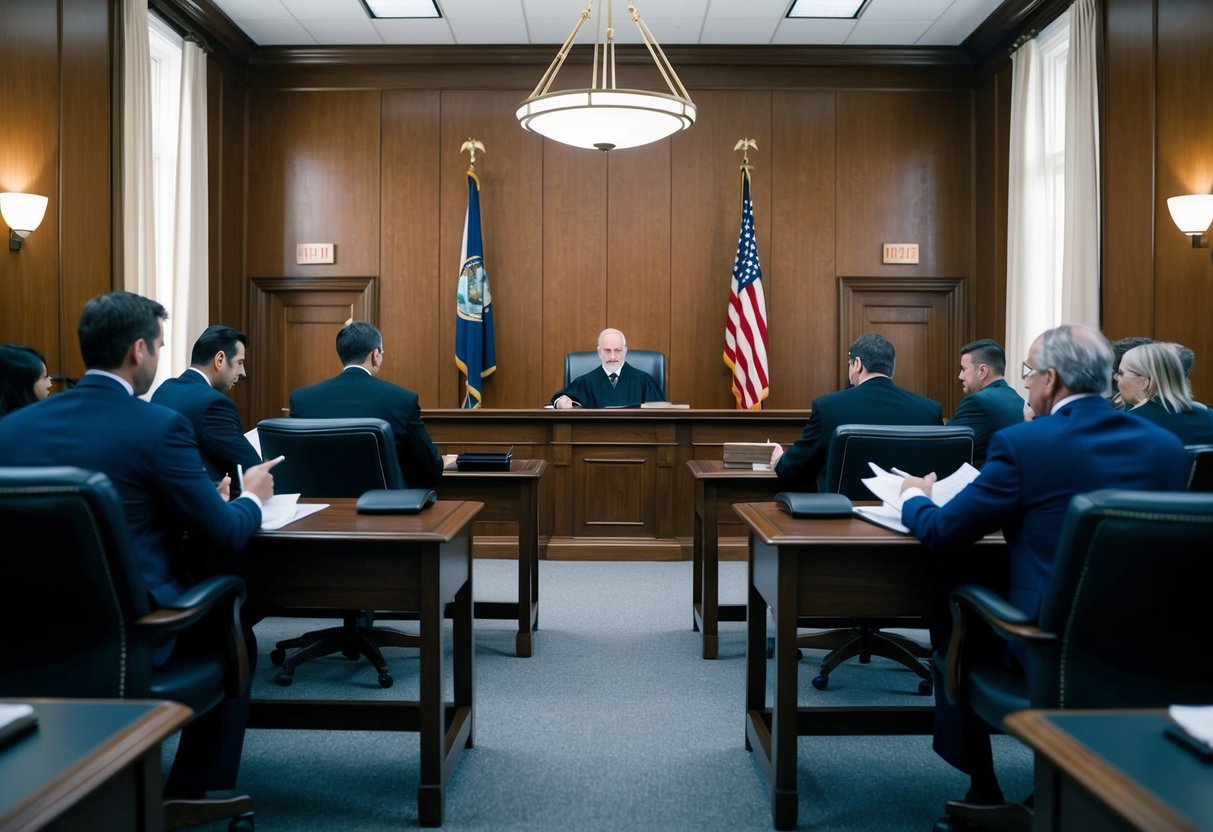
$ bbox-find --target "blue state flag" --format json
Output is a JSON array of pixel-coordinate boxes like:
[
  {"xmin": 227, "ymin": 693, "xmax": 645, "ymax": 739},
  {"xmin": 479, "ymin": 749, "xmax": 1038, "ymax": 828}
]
[{"xmin": 455, "ymin": 170, "xmax": 496, "ymax": 408}]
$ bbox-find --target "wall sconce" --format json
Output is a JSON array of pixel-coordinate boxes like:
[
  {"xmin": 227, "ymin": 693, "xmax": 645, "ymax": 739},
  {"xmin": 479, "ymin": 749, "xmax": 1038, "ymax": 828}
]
[
  {"xmin": 1166, "ymin": 194, "xmax": 1213, "ymax": 248},
  {"xmin": 0, "ymin": 192, "xmax": 49, "ymax": 252}
]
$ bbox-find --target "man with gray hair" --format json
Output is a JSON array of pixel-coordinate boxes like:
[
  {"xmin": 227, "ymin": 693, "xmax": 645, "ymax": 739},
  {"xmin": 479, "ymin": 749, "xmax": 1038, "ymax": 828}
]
[
  {"xmin": 897, "ymin": 324, "xmax": 1189, "ymax": 812},
  {"xmin": 550, "ymin": 327, "xmax": 663, "ymax": 408}
]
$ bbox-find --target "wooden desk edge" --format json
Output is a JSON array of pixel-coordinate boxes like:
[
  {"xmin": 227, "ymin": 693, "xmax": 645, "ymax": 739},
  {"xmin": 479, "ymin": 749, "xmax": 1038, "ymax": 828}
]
[
  {"xmin": 1, "ymin": 699, "xmax": 191, "ymax": 831},
  {"xmin": 1005, "ymin": 709, "xmax": 1198, "ymax": 832}
]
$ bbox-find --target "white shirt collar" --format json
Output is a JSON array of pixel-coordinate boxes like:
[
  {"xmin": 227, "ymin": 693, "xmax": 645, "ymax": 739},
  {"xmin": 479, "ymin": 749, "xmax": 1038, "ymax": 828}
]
[
  {"xmin": 186, "ymin": 366, "xmax": 211, "ymax": 384},
  {"xmin": 84, "ymin": 368, "xmax": 134, "ymax": 396},
  {"xmin": 343, "ymin": 364, "xmax": 373, "ymax": 376},
  {"xmin": 1051, "ymin": 392, "xmax": 1097, "ymax": 415}
]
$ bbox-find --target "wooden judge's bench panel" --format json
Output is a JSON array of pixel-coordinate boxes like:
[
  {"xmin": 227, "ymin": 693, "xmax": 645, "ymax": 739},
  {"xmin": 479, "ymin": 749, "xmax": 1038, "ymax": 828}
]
[{"xmin": 427, "ymin": 408, "xmax": 807, "ymax": 560}]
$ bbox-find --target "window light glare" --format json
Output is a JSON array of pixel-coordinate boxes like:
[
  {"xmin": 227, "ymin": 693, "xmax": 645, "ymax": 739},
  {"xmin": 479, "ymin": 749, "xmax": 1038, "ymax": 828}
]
[{"xmin": 787, "ymin": 0, "xmax": 867, "ymax": 19}]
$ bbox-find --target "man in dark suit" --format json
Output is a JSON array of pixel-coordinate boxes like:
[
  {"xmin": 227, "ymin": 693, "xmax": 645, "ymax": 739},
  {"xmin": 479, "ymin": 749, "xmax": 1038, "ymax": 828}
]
[
  {"xmin": 898, "ymin": 324, "xmax": 1189, "ymax": 810},
  {"xmin": 551, "ymin": 327, "xmax": 663, "ymax": 408},
  {"xmin": 0, "ymin": 291, "xmax": 282, "ymax": 799},
  {"xmin": 289, "ymin": 321, "xmax": 451, "ymax": 488},
  {"xmin": 771, "ymin": 332, "xmax": 944, "ymax": 491},
  {"xmin": 151, "ymin": 324, "xmax": 261, "ymax": 489},
  {"xmin": 947, "ymin": 338, "xmax": 1025, "ymax": 467}
]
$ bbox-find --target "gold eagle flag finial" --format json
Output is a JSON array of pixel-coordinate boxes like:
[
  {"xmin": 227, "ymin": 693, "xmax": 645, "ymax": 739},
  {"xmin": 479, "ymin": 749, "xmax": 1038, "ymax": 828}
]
[
  {"xmin": 461, "ymin": 138, "xmax": 486, "ymax": 170},
  {"xmin": 733, "ymin": 138, "xmax": 757, "ymax": 173}
]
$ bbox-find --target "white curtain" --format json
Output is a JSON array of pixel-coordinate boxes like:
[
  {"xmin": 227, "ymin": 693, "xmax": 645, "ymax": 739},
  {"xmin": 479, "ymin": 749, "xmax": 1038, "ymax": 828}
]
[
  {"xmin": 1060, "ymin": 0, "xmax": 1100, "ymax": 327},
  {"xmin": 121, "ymin": 0, "xmax": 156, "ymax": 299},
  {"xmin": 1004, "ymin": 37, "xmax": 1051, "ymax": 393},
  {"xmin": 165, "ymin": 39, "xmax": 210, "ymax": 382}
]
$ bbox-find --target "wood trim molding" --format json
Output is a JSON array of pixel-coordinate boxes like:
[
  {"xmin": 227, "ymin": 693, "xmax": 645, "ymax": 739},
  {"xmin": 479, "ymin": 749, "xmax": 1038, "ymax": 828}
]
[
  {"xmin": 150, "ymin": 0, "xmax": 254, "ymax": 73},
  {"xmin": 965, "ymin": 0, "xmax": 1075, "ymax": 83}
]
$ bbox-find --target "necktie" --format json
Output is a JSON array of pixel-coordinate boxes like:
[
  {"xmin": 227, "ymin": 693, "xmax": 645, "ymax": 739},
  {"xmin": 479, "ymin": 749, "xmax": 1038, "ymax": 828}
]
[{"xmin": 609, "ymin": 372, "xmax": 619, "ymax": 388}]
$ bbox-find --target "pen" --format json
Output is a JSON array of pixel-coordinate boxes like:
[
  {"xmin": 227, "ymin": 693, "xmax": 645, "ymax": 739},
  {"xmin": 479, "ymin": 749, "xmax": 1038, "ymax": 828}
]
[{"xmin": 236, "ymin": 464, "xmax": 244, "ymax": 492}]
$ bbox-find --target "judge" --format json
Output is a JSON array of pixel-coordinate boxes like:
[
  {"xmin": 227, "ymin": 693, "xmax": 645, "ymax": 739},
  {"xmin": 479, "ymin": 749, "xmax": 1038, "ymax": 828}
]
[{"xmin": 551, "ymin": 328, "xmax": 663, "ymax": 408}]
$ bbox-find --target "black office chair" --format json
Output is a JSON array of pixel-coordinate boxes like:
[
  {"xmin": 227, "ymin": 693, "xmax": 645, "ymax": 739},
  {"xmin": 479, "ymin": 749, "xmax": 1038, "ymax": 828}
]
[
  {"xmin": 1185, "ymin": 443, "xmax": 1213, "ymax": 491},
  {"xmin": 802, "ymin": 424, "xmax": 976, "ymax": 694},
  {"xmin": 937, "ymin": 489, "xmax": 1213, "ymax": 832},
  {"xmin": 564, "ymin": 349, "xmax": 667, "ymax": 400},
  {"xmin": 0, "ymin": 467, "xmax": 254, "ymax": 832},
  {"xmin": 256, "ymin": 417, "xmax": 418, "ymax": 689}
]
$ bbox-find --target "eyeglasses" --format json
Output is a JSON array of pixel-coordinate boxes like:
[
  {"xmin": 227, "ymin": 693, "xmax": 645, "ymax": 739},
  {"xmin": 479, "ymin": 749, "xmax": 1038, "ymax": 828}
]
[
  {"xmin": 1114, "ymin": 368, "xmax": 1142, "ymax": 380},
  {"xmin": 1021, "ymin": 362, "xmax": 1040, "ymax": 380}
]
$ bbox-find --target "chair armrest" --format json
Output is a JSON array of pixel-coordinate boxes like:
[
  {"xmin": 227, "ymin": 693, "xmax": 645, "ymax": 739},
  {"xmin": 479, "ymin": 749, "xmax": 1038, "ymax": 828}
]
[
  {"xmin": 135, "ymin": 575, "xmax": 248, "ymax": 633},
  {"xmin": 135, "ymin": 575, "xmax": 250, "ymax": 697},
  {"xmin": 942, "ymin": 584, "xmax": 1058, "ymax": 705}
]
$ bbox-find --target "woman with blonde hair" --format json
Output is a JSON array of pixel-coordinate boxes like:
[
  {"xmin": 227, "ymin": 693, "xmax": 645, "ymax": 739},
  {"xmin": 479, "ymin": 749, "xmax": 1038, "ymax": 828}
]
[{"xmin": 1117, "ymin": 343, "xmax": 1213, "ymax": 445}]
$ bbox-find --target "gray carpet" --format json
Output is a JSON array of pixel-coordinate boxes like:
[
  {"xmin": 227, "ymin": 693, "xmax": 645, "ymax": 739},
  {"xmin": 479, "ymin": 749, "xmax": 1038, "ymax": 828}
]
[{"xmin": 170, "ymin": 559, "xmax": 1031, "ymax": 830}]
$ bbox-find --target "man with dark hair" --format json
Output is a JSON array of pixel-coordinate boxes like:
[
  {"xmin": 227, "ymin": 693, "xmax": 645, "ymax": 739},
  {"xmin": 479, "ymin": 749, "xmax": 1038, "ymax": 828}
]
[
  {"xmin": 771, "ymin": 332, "xmax": 943, "ymax": 491},
  {"xmin": 290, "ymin": 320, "xmax": 452, "ymax": 487},
  {"xmin": 151, "ymin": 324, "xmax": 262, "ymax": 488},
  {"xmin": 947, "ymin": 339, "xmax": 1024, "ymax": 467},
  {"xmin": 897, "ymin": 324, "xmax": 1189, "ymax": 812},
  {"xmin": 0, "ymin": 291, "xmax": 282, "ymax": 800}
]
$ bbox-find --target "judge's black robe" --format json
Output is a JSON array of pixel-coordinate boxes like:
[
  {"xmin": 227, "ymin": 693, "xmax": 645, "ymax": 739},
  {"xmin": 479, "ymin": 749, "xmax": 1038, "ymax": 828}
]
[{"xmin": 550, "ymin": 362, "xmax": 663, "ymax": 408}]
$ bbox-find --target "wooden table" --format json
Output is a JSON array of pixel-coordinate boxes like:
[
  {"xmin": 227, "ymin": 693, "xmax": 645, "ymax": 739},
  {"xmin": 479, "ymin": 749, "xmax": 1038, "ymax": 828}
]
[
  {"xmin": 687, "ymin": 460, "xmax": 778, "ymax": 659},
  {"xmin": 0, "ymin": 698, "xmax": 190, "ymax": 832},
  {"xmin": 734, "ymin": 502, "xmax": 1006, "ymax": 831},
  {"xmin": 440, "ymin": 459, "xmax": 546, "ymax": 657},
  {"xmin": 241, "ymin": 499, "xmax": 482, "ymax": 827},
  {"xmin": 1006, "ymin": 709, "xmax": 1213, "ymax": 832}
]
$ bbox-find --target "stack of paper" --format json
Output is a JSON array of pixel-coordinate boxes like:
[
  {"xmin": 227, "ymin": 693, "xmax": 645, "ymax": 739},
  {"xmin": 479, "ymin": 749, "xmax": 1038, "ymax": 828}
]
[
  {"xmin": 723, "ymin": 442, "xmax": 776, "ymax": 470},
  {"xmin": 852, "ymin": 462, "xmax": 980, "ymax": 533}
]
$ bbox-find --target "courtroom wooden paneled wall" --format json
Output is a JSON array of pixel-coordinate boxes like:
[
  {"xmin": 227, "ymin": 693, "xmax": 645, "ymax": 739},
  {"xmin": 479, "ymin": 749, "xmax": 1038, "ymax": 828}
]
[
  {"xmin": 239, "ymin": 77, "xmax": 978, "ymax": 420},
  {"xmin": 4, "ymin": 0, "xmax": 1213, "ymax": 421}
]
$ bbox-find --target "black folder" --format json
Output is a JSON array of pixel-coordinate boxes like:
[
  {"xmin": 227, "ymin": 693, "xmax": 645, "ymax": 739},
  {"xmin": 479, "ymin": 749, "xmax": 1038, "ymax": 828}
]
[{"xmin": 455, "ymin": 451, "xmax": 512, "ymax": 472}]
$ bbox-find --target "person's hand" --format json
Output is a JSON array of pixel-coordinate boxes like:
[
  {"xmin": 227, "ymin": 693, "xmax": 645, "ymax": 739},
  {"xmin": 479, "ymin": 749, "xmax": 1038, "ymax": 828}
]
[
  {"xmin": 554, "ymin": 395, "xmax": 575, "ymax": 409},
  {"xmin": 242, "ymin": 455, "xmax": 284, "ymax": 502},
  {"xmin": 900, "ymin": 471, "xmax": 936, "ymax": 498},
  {"xmin": 216, "ymin": 474, "xmax": 232, "ymax": 502},
  {"xmin": 769, "ymin": 444, "xmax": 784, "ymax": 467},
  {"xmin": 442, "ymin": 453, "xmax": 458, "ymax": 470}
]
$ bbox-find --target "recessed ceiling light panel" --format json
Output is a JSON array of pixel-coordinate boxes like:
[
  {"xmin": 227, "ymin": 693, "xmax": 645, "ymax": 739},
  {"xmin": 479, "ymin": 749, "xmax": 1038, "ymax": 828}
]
[
  {"xmin": 360, "ymin": 0, "xmax": 441, "ymax": 19},
  {"xmin": 786, "ymin": 0, "xmax": 870, "ymax": 19}
]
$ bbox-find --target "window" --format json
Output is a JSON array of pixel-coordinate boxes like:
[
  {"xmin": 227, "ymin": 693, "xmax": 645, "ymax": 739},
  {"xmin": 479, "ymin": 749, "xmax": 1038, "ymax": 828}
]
[
  {"xmin": 148, "ymin": 14, "xmax": 183, "ymax": 314},
  {"xmin": 1037, "ymin": 13, "xmax": 1070, "ymax": 316}
]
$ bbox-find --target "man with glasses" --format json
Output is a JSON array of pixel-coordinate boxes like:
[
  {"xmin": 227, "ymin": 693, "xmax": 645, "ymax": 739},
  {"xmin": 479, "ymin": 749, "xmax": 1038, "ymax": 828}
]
[
  {"xmin": 772, "ymin": 332, "xmax": 943, "ymax": 492},
  {"xmin": 897, "ymin": 324, "xmax": 1189, "ymax": 815},
  {"xmin": 289, "ymin": 320, "xmax": 453, "ymax": 487},
  {"xmin": 948, "ymin": 339, "xmax": 1024, "ymax": 467},
  {"xmin": 550, "ymin": 327, "xmax": 663, "ymax": 409}
]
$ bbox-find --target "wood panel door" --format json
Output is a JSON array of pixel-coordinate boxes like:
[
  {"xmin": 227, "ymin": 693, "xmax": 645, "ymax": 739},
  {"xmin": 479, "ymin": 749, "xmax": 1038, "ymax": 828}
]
[
  {"xmin": 839, "ymin": 278, "xmax": 964, "ymax": 413},
  {"xmin": 248, "ymin": 277, "xmax": 377, "ymax": 424}
]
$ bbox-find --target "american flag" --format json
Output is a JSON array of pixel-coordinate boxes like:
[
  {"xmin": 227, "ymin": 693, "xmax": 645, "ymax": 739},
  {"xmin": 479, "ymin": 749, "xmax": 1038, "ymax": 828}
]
[{"xmin": 723, "ymin": 168, "xmax": 769, "ymax": 409}]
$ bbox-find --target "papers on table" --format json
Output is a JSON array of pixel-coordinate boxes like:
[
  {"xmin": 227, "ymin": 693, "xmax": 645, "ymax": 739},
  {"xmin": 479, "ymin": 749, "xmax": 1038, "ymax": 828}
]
[
  {"xmin": 0, "ymin": 703, "xmax": 37, "ymax": 748},
  {"xmin": 259, "ymin": 493, "xmax": 328, "ymax": 530},
  {"xmin": 245, "ymin": 427, "xmax": 261, "ymax": 457},
  {"xmin": 1170, "ymin": 705, "xmax": 1213, "ymax": 745},
  {"xmin": 852, "ymin": 461, "xmax": 981, "ymax": 533}
]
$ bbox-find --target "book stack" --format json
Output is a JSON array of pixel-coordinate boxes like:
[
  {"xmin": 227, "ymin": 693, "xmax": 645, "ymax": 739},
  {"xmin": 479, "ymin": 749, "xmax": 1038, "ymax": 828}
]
[{"xmin": 722, "ymin": 442, "xmax": 775, "ymax": 469}]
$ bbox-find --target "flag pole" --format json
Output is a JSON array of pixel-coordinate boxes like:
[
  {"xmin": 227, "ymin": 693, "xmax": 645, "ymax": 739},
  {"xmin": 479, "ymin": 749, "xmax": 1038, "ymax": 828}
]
[
  {"xmin": 460, "ymin": 137, "xmax": 485, "ymax": 171},
  {"xmin": 455, "ymin": 138, "xmax": 496, "ymax": 409}
]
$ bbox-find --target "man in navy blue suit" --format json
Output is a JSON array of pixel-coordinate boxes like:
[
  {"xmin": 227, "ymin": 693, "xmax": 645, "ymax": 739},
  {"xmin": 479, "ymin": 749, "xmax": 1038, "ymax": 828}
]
[
  {"xmin": 151, "ymin": 324, "xmax": 262, "ymax": 491},
  {"xmin": 289, "ymin": 320, "xmax": 452, "ymax": 488},
  {"xmin": 0, "ymin": 291, "xmax": 282, "ymax": 799},
  {"xmin": 898, "ymin": 324, "xmax": 1189, "ymax": 810},
  {"xmin": 947, "ymin": 338, "xmax": 1025, "ymax": 467},
  {"xmin": 772, "ymin": 332, "xmax": 944, "ymax": 491}
]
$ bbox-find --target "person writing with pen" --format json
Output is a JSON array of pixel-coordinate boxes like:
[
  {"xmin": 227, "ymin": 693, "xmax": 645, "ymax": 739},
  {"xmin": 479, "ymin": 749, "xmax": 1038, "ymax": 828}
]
[{"xmin": 0, "ymin": 291, "xmax": 284, "ymax": 801}]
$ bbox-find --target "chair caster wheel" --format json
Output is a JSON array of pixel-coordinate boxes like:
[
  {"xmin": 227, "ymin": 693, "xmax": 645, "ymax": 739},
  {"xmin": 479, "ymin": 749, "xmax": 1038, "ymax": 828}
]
[
  {"xmin": 273, "ymin": 669, "xmax": 294, "ymax": 687},
  {"xmin": 811, "ymin": 674, "xmax": 829, "ymax": 690},
  {"xmin": 228, "ymin": 814, "xmax": 254, "ymax": 832},
  {"xmin": 378, "ymin": 672, "xmax": 394, "ymax": 689},
  {"xmin": 918, "ymin": 678, "xmax": 934, "ymax": 695},
  {"xmin": 269, "ymin": 648, "xmax": 285, "ymax": 666}
]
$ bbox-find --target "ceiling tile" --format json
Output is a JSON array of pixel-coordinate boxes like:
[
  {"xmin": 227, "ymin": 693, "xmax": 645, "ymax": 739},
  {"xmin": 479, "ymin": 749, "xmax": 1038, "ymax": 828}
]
[
  {"xmin": 448, "ymin": 17, "xmax": 532, "ymax": 43},
  {"xmin": 215, "ymin": 0, "xmax": 293, "ymax": 21},
  {"xmin": 700, "ymin": 17, "xmax": 780, "ymax": 44},
  {"xmin": 844, "ymin": 17, "xmax": 932, "ymax": 45},
  {"xmin": 300, "ymin": 19, "xmax": 385, "ymax": 44},
  {"xmin": 235, "ymin": 18, "xmax": 316, "ymax": 43},
  {"xmin": 280, "ymin": 0, "xmax": 369, "ymax": 20},
  {"xmin": 770, "ymin": 18, "xmax": 857, "ymax": 45},
  {"xmin": 372, "ymin": 17, "xmax": 457, "ymax": 43}
]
